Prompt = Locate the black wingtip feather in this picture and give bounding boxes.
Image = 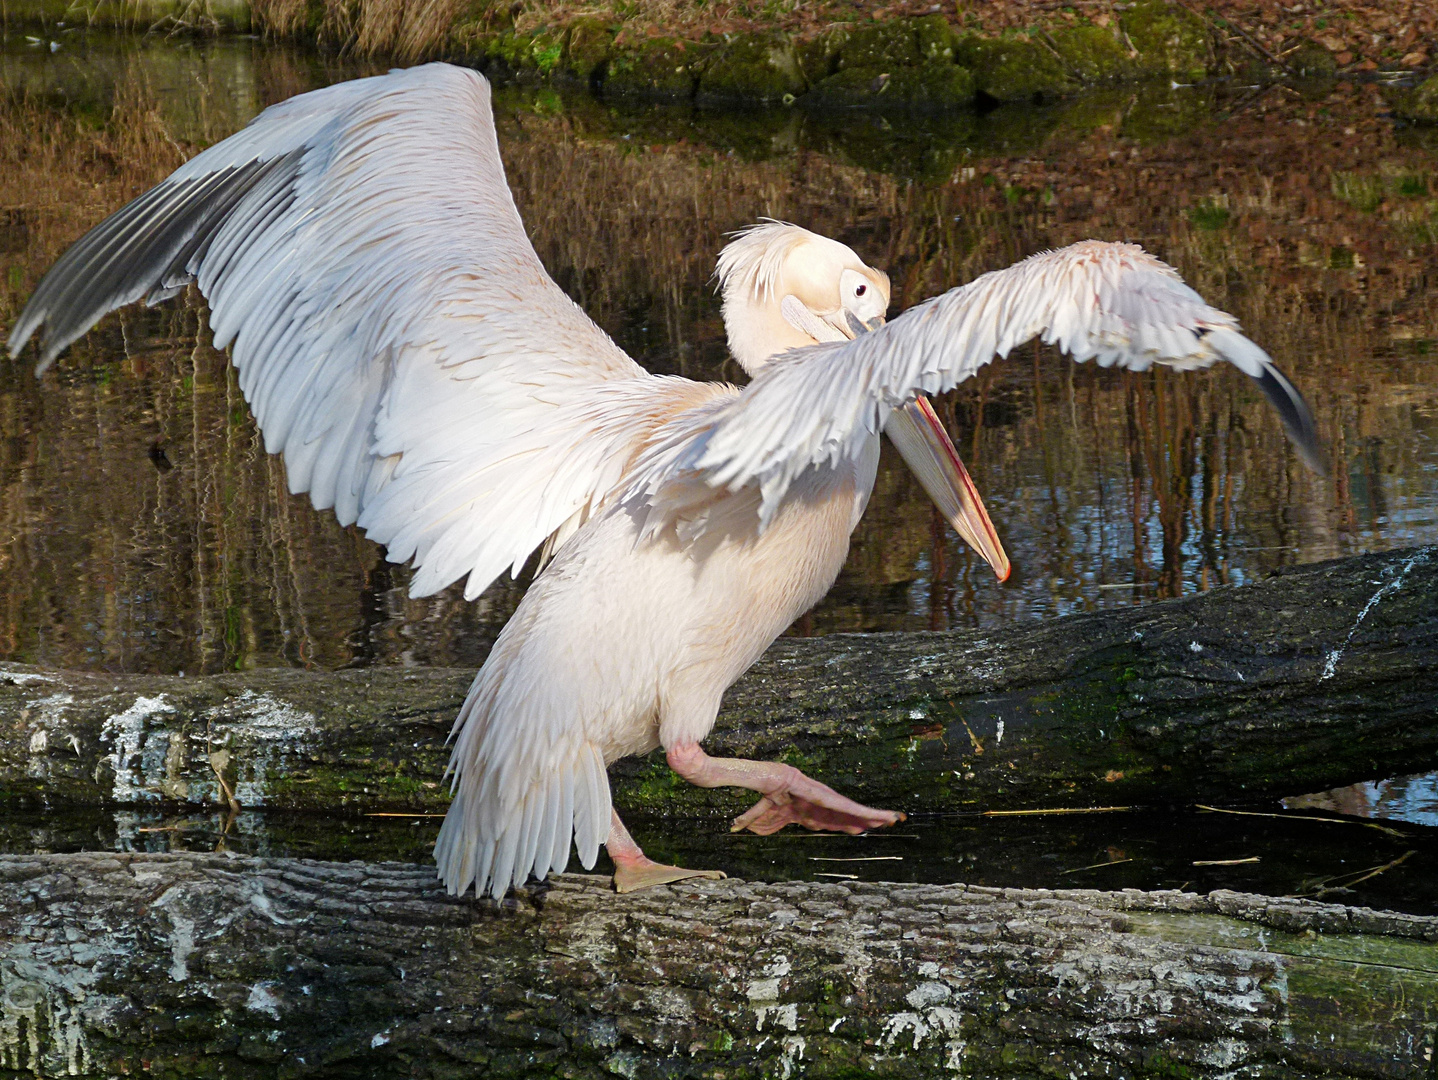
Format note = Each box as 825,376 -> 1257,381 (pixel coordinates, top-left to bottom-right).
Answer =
1250,363 -> 1327,476
7,151 -> 304,374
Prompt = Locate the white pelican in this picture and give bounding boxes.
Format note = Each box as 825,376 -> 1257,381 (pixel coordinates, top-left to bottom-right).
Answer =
8,64 -> 1321,898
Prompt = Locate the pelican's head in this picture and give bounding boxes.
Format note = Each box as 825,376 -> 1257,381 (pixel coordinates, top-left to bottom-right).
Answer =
714,221 -> 1012,583
716,221 -> 890,376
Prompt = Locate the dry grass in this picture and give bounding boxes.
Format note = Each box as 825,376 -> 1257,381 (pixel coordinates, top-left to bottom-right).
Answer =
238,0 -> 1438,69
250,0 -> 474,59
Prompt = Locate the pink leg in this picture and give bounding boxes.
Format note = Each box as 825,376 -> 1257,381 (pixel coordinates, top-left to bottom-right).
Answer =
606,809 -> 725,893
666,743 -> 906,836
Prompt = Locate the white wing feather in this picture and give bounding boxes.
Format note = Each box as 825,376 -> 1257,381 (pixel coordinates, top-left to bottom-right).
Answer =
8,63 -> 657,600
641,241 -> 1321,525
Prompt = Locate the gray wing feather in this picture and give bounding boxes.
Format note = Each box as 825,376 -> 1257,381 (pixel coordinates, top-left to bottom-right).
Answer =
9,156 -> 302,367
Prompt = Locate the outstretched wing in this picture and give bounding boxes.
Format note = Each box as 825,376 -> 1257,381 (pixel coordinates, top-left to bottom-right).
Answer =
645,241 -> 1322,525
7,63 -> 662,599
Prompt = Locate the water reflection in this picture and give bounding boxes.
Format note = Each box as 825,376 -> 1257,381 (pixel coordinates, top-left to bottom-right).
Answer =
1,33 -> 1436,675
1287,771 -> 1438,828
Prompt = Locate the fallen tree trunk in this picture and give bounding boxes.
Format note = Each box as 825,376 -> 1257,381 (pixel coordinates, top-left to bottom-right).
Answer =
0,547 -> 1433,817
0,853 -> 1434,1079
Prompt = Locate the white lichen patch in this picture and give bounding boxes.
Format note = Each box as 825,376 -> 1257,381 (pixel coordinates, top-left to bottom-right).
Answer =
167,915 -> 196,982
100,696 -> 176,802
246,982 -> 282,1020
748,955 -> 796,1032
906,981 -> 952,1009
24,729 -> 48,781
777,1035 -> 806,1079
206,692 -> 320,807
1,923 -> 129,1075
880,997 -> 964,1066
23,693 -> 79,782
0,668 -> 56,686
226,692 -> 319,740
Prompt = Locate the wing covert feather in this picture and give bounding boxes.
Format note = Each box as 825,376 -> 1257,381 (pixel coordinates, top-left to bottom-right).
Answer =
9,64 -> 667,599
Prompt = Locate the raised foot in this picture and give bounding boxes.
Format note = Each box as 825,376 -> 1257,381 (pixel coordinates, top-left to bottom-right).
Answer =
612,858 -> 727,894
732,793 -> 907,837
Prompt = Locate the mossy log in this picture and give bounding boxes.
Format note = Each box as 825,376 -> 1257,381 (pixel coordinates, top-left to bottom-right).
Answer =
0,547 -> 1434,819
1,852 -> 1435,1078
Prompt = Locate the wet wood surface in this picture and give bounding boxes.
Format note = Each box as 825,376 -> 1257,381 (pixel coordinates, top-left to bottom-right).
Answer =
0,547 -> 1433,818
0,852 -> 1434,1078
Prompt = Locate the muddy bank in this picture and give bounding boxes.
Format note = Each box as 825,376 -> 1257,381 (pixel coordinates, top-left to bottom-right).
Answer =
5,0 -> 1437,110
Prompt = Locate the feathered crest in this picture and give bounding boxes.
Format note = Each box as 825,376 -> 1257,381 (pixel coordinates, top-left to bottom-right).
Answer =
714,219 -> 816,303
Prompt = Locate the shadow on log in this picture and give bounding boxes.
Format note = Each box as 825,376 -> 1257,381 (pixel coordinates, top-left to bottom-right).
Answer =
0,852 -> 1435,1078
0,547 -> 1433,818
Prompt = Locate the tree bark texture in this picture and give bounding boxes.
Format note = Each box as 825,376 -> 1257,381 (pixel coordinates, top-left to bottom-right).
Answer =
0,547 -> 1433,819
0,853 -> 1435,1078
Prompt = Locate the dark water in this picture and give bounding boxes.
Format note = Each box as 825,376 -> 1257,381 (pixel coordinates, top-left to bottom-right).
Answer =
7,800 -> 1436,915
2,32 -> 1437,902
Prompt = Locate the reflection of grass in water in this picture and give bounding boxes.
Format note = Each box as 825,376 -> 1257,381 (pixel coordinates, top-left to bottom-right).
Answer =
1186,201 -> 1230,231
1397,175 -> 1429,198
1331,170 -> 1387,212
1331,168 -> 1435,224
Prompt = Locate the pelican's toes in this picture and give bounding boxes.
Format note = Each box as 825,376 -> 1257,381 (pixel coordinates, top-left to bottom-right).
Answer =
612,860 -> 727,894
731,793 -> 907,836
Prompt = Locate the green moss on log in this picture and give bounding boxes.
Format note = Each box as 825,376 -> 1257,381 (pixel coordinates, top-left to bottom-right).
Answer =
956,32 -> 1076,102
796,23 -> 848,85
1390,74 -> 1438,123
809,16 -> 974,108
696,33 -> 806,103
601,35 -> 707,99
1120,0 -> 1212,78
1050,23 -> 1137,83
560,16 -> 613,82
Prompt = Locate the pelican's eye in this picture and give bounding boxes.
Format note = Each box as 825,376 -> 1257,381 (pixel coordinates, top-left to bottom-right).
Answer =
855,284 -> 867,297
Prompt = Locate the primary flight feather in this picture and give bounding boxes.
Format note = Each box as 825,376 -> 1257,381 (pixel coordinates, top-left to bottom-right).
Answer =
7,64 -> 1322,898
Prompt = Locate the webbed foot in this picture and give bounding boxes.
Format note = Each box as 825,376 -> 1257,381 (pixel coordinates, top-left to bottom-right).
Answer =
612,856 -> 726,893
731,792 -> 905,836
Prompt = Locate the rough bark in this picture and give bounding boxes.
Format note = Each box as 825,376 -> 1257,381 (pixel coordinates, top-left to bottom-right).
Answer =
0,852 -> 1435,1079
0,547 -> 1434,819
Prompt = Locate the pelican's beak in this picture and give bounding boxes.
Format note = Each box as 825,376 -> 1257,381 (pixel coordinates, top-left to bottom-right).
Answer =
884,396 -> 1011,582
844,311 -> 887,337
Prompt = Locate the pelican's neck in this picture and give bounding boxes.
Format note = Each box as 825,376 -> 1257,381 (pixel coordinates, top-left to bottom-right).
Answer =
723,296 -> 816,376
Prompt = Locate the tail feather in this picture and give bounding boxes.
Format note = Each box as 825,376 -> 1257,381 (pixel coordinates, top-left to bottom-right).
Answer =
434,720 -> 609,899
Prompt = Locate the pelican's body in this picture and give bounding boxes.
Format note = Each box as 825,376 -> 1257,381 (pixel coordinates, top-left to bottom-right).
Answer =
7,64 -> 1322,898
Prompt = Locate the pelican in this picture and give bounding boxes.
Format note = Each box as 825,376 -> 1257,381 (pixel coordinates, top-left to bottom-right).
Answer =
7,64 -> 1321,898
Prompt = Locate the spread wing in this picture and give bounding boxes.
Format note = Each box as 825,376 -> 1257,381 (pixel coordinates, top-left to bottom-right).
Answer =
7,63 -> 667,600
640,240 -> 1323,526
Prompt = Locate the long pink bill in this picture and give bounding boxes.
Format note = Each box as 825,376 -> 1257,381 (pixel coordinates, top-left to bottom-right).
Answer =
883,396 -> 1011,582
